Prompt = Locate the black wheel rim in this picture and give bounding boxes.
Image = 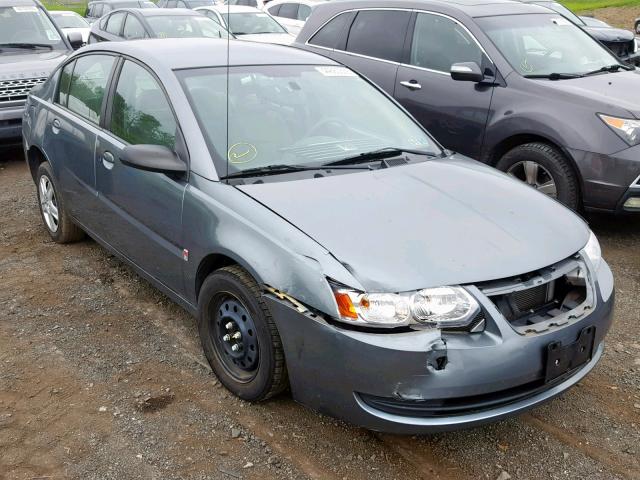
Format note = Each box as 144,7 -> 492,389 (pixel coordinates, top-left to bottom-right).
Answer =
209,293 -> 259,382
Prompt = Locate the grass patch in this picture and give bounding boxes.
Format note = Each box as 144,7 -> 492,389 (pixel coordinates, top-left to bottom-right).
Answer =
560,0 -> 640,11
42,2 -> 86,15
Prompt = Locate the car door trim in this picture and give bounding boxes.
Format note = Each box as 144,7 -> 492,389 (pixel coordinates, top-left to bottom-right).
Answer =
306,7 -> 494,74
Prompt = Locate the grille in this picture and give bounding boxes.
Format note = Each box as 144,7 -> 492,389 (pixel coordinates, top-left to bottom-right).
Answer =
604,40 -> 634,58
512,283 -> 548,312
0,77 -> 47,103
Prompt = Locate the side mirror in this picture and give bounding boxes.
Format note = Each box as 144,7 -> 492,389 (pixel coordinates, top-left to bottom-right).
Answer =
67,31 -> 84,50
120,145 -> 187,174
450,62 -> 484,83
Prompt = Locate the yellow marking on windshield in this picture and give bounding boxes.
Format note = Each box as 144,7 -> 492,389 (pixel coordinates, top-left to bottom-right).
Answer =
228,143 -> 258,164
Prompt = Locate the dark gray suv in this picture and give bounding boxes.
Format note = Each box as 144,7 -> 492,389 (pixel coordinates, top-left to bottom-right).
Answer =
295,0 -> 640,213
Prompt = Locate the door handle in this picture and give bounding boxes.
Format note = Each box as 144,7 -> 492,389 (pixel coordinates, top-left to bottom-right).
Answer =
102,150 -> 115,170
51,118 -> 61,134
400,80 -> 422,91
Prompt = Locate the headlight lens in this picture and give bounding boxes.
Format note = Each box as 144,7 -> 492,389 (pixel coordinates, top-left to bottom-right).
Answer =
599,114 -> 640,146
582,231 -> 602,271
333,285 -> 479,328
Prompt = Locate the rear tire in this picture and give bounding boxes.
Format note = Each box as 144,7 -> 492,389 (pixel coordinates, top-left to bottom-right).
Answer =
36,162 -> 85,243
496,142 -> 579,211
197,265 -> 288,402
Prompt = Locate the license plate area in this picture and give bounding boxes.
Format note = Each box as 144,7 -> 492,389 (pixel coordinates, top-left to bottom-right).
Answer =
545,326 -> 595,383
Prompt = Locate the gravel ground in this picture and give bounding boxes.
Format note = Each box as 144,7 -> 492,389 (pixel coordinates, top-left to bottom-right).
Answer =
1,147 -> 639,480
592,6 -> 640,29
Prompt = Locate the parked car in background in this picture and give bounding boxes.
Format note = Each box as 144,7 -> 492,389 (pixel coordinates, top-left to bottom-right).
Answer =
23,37 -> 614,434
579,15 -> 610,28
295,0 -> 640,213
264,0 -> 322,35
195,5 -> 293,44
85,0 -> 156,24
49,10 -> 91,45
0,0 -> 79,142
157,0 -> 217,9
89,8 -> 232,42
225,0 -> 268,8
517,0 -> 639,65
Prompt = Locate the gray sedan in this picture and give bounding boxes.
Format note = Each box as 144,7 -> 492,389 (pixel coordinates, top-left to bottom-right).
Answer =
22,39 -> 614,433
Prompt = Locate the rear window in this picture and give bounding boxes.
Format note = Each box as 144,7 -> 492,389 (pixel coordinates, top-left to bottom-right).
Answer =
308,11 -> 354,49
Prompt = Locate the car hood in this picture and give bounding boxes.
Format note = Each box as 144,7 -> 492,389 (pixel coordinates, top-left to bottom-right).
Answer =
535,69 -> 640,118
237,33 -> 294,45
0,50 -> 69,80
584,25 -> 635,42
237,156 -> 589,292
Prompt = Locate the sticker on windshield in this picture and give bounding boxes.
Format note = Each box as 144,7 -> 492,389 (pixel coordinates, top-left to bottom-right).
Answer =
315,66 -> 356,77
45,29 -> 61,41
256,13 -> 268,17
13,6 -> 38,12
551,17 -> 571,26
228,143 -> 258,164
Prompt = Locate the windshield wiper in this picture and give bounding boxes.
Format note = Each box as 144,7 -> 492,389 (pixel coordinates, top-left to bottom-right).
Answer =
221,163 -> 372,179
322,147 -> 440,167
523,72 -> 584,80
0,43 -> 53,50
584,64 -> 634,76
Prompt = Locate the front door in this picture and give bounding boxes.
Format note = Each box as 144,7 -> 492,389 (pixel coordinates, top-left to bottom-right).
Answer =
394,12 -> 494,160
95,59 -> 186,295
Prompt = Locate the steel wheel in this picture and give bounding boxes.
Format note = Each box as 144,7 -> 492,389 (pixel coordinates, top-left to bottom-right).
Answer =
39,175 -> 59,232
209,293 -> 260,382
506,160 -> 558,198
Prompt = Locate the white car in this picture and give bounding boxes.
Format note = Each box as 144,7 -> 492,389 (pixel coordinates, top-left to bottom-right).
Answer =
264,0 -> 322,36
49,10 -> 91,45
195,5 -> 294,44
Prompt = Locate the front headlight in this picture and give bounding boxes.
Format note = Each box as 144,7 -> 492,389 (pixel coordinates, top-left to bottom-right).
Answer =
599,114 -> 640,146
582,231 -> 602,271
634,37 -> 639,53
332,285 -> 480,328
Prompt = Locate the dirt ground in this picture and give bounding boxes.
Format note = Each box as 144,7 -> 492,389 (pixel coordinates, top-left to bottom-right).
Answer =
1,146 -> 639,480
592,6 -> 640,29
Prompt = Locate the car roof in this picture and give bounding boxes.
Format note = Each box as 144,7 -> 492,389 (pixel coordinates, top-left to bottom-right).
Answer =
0,0 -> 42,6
304,0 -> 550,18
132,6 -> 201,15
80,37 -> 337,69
211,5 -> 263,13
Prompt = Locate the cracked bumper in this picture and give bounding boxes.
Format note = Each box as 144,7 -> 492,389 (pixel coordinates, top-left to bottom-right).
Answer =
265,262 -> 615,434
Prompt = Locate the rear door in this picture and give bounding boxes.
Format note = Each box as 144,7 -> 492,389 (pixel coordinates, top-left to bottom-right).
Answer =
95,59 -> 187,294
329,9 -> 411,93
394,12 -> 494,159
44,54 -> 116,229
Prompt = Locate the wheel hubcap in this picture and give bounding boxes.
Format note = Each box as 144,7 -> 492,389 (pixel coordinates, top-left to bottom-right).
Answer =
506,160 -> 557,198
39,176 -> 59,232
211,295 -> 259,381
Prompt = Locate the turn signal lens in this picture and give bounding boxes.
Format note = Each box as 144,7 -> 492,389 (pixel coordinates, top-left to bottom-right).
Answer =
599,114 -> 640,146
334,291 -> 358,319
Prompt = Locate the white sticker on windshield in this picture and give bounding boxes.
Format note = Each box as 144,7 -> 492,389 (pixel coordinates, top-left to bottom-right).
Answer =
46,29 -> 61,41
13,6 -> 38,12
315,66 -> 356,77
551,17 -> 571,26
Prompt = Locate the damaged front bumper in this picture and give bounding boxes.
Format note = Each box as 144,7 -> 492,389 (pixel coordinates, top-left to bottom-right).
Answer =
264,260 -> 614,434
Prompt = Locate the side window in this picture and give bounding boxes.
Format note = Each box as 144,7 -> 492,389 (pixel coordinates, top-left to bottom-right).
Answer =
345,10 -> 410,62
57,60 -> 75,107
267,4 -> 281,16
278,3 -> 298,19
110,61 -> 177,148
123,13 -> 146,39
308,11 -> 354,49
85,5 -> 92,17
410,13 -> 484,72
99,15 -> 108,29
93,3 -> 103,17
297,4 -> 311,21
204,10 -> 221,24
66,55 -> 115,123
104,4 -> 113,14
106,11 -> 126,34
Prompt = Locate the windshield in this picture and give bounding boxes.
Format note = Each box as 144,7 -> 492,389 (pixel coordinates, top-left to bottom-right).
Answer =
52,12 -> 89,29
147,15 -> 231,38
221,12 -> 286,35
478,14 -> 619,77
0,6 -> 65,49
535,2 -> 585,26
178,65 -> 439,177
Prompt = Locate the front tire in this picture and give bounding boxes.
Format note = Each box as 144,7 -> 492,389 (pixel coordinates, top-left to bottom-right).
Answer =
496,142 -> 579,211
36,162 -> 85,243
197,265 -> 288,401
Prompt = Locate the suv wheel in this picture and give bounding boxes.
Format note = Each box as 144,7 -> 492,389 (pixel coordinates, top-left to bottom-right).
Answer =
36,162 -> 85,243
197,265 -> 288,401
496,142 -> 579,211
